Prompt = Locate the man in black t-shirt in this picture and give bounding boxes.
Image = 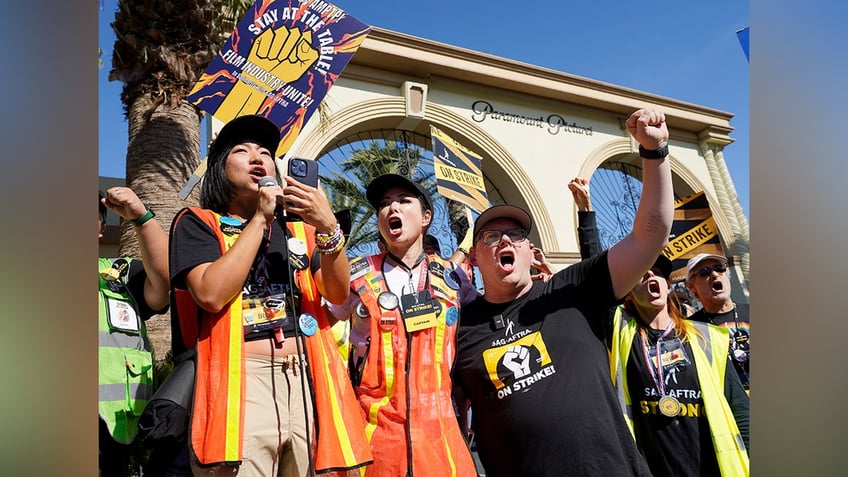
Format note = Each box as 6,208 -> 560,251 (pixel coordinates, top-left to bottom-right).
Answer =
453,108 -> 674,476
685,253 -> 750,391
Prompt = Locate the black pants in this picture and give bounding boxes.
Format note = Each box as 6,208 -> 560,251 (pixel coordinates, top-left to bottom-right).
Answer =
99,418 -> 132,477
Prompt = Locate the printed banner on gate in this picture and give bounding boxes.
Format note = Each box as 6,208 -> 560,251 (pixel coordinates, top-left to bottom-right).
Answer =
187,0 -> 371,157
430,125 -> 490,213
660,191 -> 725,283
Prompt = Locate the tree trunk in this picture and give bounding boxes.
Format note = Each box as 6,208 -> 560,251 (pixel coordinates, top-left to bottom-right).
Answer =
119,97 -> 202,361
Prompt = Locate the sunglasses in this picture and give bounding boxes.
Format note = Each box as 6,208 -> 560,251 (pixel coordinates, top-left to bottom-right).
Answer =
477,228 -> 528,245
696,263 -> 727,277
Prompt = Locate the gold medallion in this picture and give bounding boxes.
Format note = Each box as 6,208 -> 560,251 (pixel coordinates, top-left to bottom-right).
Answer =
658,395 -> 681,417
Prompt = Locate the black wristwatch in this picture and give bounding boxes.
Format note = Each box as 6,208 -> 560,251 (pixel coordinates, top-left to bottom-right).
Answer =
639,144 -> 669,159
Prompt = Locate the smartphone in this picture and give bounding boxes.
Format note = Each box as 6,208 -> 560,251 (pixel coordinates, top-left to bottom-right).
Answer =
285,158 -> 319,221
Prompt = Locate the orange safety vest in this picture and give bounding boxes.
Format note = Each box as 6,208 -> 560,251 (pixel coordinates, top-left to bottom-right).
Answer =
171,207 -> 372,472
349,253 -> 475,477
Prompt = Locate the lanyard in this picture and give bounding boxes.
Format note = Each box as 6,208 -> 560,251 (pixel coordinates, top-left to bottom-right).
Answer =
382,252 -> 429,295
640,321 -> 676,397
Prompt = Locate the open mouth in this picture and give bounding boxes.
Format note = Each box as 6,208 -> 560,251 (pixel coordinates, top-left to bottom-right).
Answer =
498,251 -> 515,270
644,278 -> 663,299
711,281 -> 725,293
389,218 -> 402,232
249,167 -> 266,180
648,281 -> 660,295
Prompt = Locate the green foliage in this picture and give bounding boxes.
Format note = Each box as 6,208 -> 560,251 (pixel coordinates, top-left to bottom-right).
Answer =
109,0 -> 252,114
320,140 -> 439,250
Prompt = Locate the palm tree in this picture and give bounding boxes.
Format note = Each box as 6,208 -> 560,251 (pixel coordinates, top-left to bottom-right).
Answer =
318,137 -> 472,260
108,0 -> 252,358
320,140 -> 437,250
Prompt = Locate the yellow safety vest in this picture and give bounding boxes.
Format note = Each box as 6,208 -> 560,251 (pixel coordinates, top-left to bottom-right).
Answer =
98,257 -> 153,443
610,306 -> 749,476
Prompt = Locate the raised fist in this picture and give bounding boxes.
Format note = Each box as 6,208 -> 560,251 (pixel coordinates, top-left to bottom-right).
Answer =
217,26 -> 319,121
251,27 -> 319,83
625,108 -> 669,150
502,345 -> 531,378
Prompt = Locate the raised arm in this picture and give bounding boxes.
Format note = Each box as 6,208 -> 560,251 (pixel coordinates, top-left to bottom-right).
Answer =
568,177 -> 603,259
607,108 -> 674,299
184,186 -> 278,312
102,187 -> 170,311
283,176 -> 351,305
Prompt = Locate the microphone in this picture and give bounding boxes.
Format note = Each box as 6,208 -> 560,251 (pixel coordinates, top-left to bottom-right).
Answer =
258,175 -> 278,188
258,176 -> 286,223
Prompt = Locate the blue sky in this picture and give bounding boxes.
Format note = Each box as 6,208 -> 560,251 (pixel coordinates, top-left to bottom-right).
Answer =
99,0 -> 749,218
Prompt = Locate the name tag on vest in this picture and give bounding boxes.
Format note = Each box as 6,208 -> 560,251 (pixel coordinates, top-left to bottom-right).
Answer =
401,291 -> 437,332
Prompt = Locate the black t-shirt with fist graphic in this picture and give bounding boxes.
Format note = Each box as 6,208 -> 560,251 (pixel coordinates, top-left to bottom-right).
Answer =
453,251 -> 651,477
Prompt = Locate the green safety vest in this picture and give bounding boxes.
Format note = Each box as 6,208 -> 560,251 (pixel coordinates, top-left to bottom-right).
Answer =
610,306 -> 749,476
98,257 -> 153,444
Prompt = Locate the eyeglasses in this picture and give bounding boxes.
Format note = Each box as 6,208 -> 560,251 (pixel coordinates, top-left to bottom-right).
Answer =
477,228 -> 528,245
696,263 -> 727,277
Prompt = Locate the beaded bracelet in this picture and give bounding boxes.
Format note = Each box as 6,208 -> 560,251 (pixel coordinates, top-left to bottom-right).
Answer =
316,223 -> 345,254
317,234 -> 346,255
316,231 -> 343,250
315,223 -> 342,245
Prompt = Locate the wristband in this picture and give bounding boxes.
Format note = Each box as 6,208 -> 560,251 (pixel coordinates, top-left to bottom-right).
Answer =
131,208 -> 155,227
317,234 -> 346,255
638,144 -> 669,159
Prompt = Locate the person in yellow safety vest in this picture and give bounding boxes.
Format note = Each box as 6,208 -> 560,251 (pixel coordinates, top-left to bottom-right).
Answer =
327,173 -> 477,477
169,115 -> 371,477
98,187 -> 170,476
610,254 -> 750,476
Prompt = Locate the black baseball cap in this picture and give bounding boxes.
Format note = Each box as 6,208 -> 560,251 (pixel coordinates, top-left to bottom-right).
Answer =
366,174 -> 433,211
208,115 -> 280,159
472,205 -> 533,242
652,254 -> 673,280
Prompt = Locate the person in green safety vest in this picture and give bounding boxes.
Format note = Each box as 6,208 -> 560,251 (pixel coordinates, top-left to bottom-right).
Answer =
98,187 -> 170,476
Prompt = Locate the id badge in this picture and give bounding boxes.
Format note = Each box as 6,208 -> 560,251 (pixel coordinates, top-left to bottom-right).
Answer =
242,293 -> 288,333
105,297 -> 141,333
400,291 -> 438,332
649,339 -> 690,373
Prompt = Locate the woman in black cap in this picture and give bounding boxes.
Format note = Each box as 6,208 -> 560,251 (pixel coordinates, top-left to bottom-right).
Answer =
326,173 -> 477,477
609,254 -> 750,476
168,115 -> 370,476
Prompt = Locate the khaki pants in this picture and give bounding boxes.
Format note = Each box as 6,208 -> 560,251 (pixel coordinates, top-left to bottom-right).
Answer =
191,354 -> 314,477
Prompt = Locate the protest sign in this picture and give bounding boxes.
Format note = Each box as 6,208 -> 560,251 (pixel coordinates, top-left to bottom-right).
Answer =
430,125 -> 489,213
188,0 -> 370,157
661,191 -> 725,283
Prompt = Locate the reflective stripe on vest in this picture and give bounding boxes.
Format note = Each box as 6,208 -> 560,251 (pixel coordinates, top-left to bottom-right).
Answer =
287,221 -> 373,472
98,330 -> 150,350
172,209 -> 244,466
98,257 -> 153,444
610,307 -> 750,475
350,254 -> 475,477
176,208 -> 371,471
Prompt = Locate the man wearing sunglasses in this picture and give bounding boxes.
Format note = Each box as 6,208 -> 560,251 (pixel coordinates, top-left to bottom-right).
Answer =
685,253 -> 750,392
452,108 -> 673,476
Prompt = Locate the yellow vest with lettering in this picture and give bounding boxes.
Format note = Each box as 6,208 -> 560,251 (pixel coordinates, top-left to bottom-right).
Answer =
610,306 -> 749,476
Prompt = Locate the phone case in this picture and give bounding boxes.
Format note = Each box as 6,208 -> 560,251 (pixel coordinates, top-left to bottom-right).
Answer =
286,158 -> 319,221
